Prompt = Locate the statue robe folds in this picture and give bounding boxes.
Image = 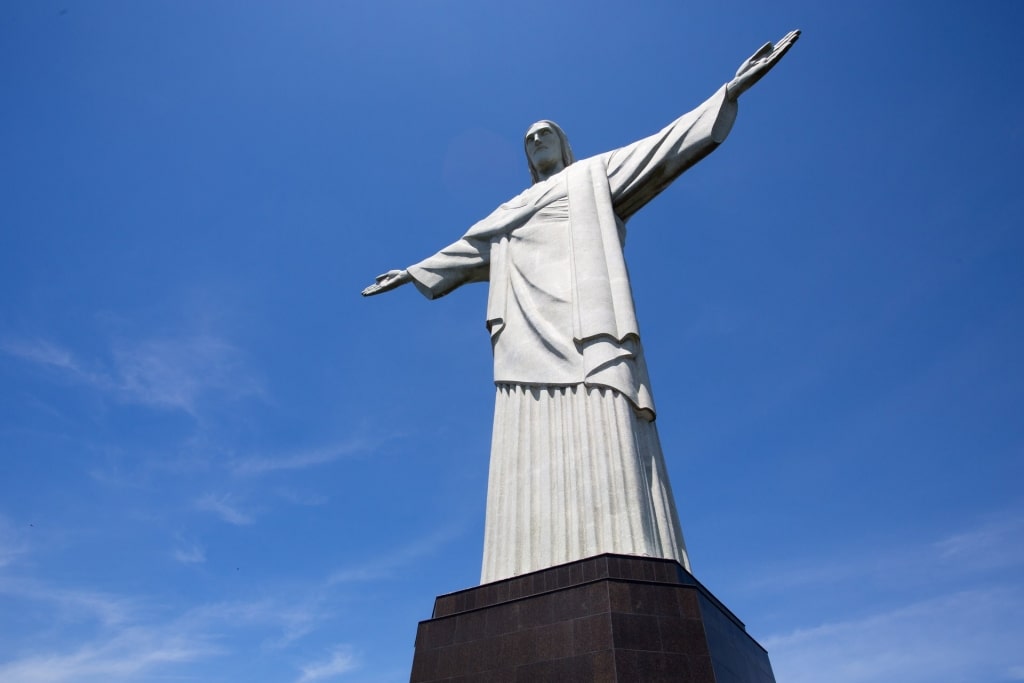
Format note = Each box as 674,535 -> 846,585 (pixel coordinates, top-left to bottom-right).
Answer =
408,86 -> 738,583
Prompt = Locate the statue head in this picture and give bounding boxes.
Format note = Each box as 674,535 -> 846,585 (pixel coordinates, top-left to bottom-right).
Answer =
524,120 -> 575,184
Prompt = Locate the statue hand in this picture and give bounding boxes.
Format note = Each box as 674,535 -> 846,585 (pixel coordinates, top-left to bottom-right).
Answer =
361,269 -> 411,297
727,29 -> 800,101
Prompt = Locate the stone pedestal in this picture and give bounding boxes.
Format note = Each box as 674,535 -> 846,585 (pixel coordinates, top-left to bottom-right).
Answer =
410,553 -> 775,682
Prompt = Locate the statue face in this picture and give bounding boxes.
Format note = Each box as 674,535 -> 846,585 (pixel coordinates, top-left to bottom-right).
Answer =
525,122 -> 564,177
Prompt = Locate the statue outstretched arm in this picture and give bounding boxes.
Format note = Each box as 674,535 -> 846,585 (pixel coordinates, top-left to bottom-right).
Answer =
603,29 -> 800,219
362,191 -> 536,299
727,29 -> 800,101
361,269 -> 411,297
604,87 -> 737,220
362,233 -> 492,300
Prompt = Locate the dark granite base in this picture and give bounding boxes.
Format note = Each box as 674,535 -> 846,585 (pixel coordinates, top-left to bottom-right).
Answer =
410,554 -> 775,682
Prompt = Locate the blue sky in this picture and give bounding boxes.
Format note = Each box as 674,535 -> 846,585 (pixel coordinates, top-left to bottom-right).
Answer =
1,1 -> 1022,681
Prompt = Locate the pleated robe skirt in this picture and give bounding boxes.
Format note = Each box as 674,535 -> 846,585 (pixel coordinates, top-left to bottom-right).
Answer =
480,383 -> 690,584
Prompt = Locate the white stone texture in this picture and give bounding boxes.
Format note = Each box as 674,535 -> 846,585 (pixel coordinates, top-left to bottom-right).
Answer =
405,88 -> 736,582
482,384 -> 687,583
362,31 -> 801,583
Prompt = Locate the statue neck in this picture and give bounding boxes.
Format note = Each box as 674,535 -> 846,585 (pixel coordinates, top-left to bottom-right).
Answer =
535,160 -> 565,182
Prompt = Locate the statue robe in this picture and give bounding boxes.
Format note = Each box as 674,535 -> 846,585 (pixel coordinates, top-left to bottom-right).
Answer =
408,86 -> 738,583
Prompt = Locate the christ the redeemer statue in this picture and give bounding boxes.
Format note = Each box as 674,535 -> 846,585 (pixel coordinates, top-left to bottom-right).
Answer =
363,31 -> 799,584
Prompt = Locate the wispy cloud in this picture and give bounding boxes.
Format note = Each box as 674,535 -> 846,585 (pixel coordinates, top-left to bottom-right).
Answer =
765,586 -> 1024,683
934,514 -> 1024,570
0,515 -> 30,568
328,524 -> 463,584
112,335 -> 263,414
0,628 -> 216,683
0,338 -> 79,371
0,334 -> 264,416
741,510 -> 1024,595
0,580 -> 335,683
0,577 -> 137,626
0,523 -> 434,681
195,493 -> 253,525
296,646 -> 358,683
187,598 -> 328,652
750,512 -> 1024,683
172,542 -> 206,565
275,488 -> 330,506
0,337 -> 113,398
229,440 -> 370,477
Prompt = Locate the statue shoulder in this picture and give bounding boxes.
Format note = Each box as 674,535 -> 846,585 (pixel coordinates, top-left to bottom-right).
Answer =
499,188 -> 532,211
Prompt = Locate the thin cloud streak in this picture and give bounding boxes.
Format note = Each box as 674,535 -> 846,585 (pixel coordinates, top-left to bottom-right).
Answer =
0,334 -> 264,416
187,598 -> 329,652
0,337 -> 79,371
230,440 -> 371,477
765,586 -> 1024,683
740,510 -> 1024,595
195,493 -> 253,525
0,516 -> 29,568
0,578 -> 215,683
172,543 -> 206,565
934,515 -> 1024,570
0,577 -> 344,682
296,647 -> 358,683
0,630 -> 215,683
275,488 -> 330,506
753,513 -> 1024,683
328,524 -> 463,584
112,335 -> 264,414
0,577 -> 138,627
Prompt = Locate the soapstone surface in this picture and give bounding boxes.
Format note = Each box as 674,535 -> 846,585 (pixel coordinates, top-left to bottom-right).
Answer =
363,32 -> 800,583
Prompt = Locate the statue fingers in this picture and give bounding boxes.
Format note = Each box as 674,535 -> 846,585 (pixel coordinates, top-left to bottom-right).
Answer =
776,30 -> 800,53
752,41 -> 774,61
737,41 -> 773,77
759,32 -> 798,70
769,31 -> 799,58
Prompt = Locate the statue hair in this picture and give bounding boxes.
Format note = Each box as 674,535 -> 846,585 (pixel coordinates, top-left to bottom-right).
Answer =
525,120 -> 576,184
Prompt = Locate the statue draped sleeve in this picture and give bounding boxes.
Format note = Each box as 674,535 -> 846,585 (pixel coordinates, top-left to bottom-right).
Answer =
405,184 -> 564,301
604,84 -> 737,221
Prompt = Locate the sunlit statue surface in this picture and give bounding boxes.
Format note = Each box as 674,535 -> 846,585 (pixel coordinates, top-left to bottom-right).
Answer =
363,31 -> 800,584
